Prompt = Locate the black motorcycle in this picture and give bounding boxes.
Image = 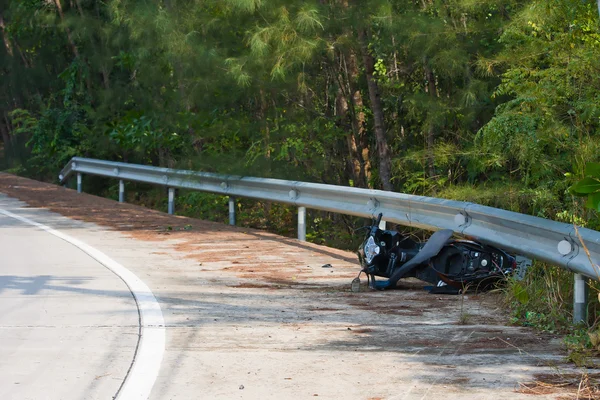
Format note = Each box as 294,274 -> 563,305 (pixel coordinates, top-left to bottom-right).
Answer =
355,213 -> 517,293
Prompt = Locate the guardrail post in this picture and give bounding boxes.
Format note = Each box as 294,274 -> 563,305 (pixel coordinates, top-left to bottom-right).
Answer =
228,196 -> 236,226
168,188 -> 175,215
573,273 -> 589,324
119,180 -> 125,203
298,206 -> 306,241
77,173 -> 82,193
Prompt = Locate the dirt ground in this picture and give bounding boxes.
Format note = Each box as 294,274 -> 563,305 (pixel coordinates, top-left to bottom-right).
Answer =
1,172 -> 597,399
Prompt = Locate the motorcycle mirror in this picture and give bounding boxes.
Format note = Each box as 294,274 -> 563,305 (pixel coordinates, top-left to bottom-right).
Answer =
375,213 -> 383,227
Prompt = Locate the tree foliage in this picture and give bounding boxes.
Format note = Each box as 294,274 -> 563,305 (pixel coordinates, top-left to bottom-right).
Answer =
0,0 -> 598,220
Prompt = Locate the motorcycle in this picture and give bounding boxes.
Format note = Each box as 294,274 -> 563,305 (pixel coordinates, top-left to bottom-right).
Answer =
354,213 -> 518,294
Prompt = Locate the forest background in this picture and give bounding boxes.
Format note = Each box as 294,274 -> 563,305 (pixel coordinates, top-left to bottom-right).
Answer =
2,0 -> 600,344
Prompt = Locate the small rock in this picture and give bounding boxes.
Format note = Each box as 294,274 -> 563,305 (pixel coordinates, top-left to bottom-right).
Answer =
239,385 -> 244,390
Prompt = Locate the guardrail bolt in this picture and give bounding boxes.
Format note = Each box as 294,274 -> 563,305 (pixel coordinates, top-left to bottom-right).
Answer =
367,198 -> 379,210
454,213 -> 469,226
77,173 -> 82,193
168,187 -> 175,215
119,180 -> 125,203
298,206 -> 306,241
558,240 -> 573,256
573,273 -> 589,324
229,196 -> 236,226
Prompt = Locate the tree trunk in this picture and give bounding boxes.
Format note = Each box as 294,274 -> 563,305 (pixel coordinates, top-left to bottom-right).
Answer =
14,41 -> 30,67
256,89 -> 272,222
1,113 -> 14,161
74,0 -> 85,17
335,0 -> 370,188
335,85 -> 360,184
54,0 -> 79,58
359,30 -> 393,191
336,51 -> 370,188
258,89 -> 271,159
346,51 -> 371,188
0,122 -> 11,154
424,63 -> 437,178
101,67 -> 110,89
0,12 -> 13,57
2,13 -> 30,69
163,0 -> 189,111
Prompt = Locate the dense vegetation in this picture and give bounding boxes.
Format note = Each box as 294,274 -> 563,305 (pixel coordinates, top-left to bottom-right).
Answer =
1,0 -> 600,337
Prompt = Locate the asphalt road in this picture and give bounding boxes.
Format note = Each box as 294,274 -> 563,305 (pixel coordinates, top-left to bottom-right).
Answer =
0,185 -> 576,400
0,196 -> 139,400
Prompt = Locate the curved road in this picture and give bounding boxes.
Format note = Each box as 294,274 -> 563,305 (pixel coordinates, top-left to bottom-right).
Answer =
0,196 -> 142,400
0,181 -> 573,400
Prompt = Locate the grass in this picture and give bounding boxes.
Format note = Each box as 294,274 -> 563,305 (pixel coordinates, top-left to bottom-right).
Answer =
458,283 -> 472,325
502,261 -> 600,367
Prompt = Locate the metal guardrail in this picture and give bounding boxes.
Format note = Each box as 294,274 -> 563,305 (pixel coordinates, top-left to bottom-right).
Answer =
60,157 -> 600,277
60,157 -> 599,322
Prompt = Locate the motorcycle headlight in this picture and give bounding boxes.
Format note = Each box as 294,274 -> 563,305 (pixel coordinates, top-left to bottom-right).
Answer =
364,236 -> 380,264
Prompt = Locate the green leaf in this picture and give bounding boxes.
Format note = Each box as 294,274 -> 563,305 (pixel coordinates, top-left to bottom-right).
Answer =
513,282 -> 529,304
586,192 -> 600,211
585,162 -> 600,178
570,177 -> 600,195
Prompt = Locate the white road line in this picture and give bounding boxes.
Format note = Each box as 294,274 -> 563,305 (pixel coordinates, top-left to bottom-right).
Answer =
0,208 -> 165,400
